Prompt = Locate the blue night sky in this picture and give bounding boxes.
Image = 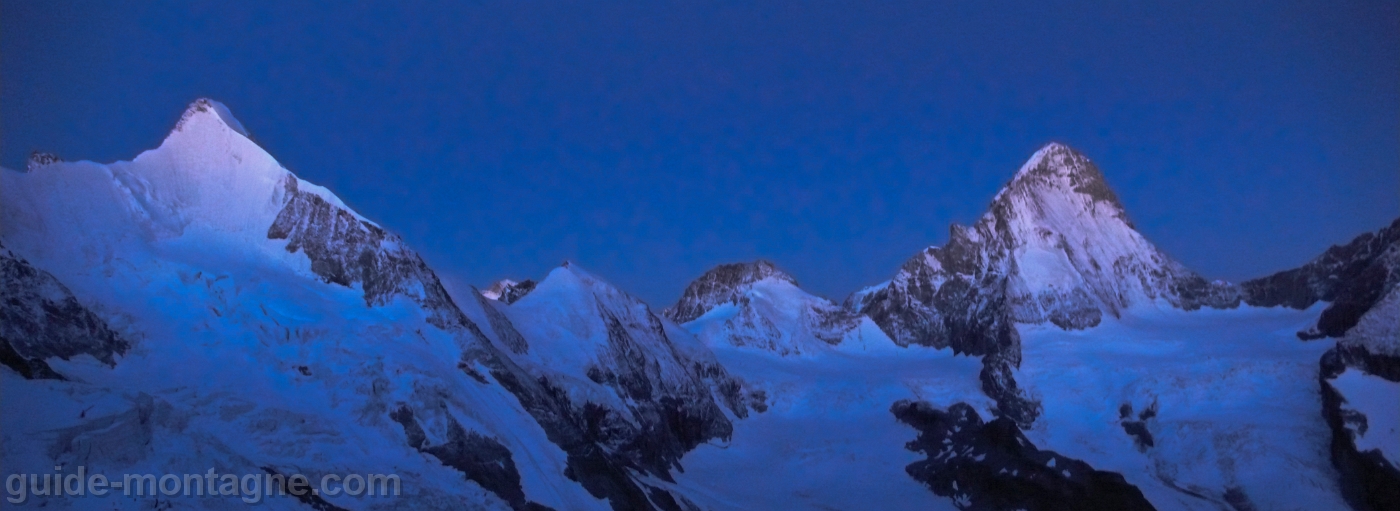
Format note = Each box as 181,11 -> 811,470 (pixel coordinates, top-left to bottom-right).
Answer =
3,1 -> 1397,306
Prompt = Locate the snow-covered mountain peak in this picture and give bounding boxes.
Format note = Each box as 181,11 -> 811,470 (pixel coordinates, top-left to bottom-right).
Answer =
512,263 -> 661,332
971,143 -> 1236,325
668,261 -> 874,355
850,144 -> 1239,424
665,260 -> 798,324
173,98 -> 249,137
992,141 -> 1131,231
0,98 -> 391,308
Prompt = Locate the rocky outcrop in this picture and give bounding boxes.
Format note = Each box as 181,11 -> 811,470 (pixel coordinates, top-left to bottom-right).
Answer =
267,174 -> 476,333
1242,218 -> 1400,339
483,279 -> 538,305
0,242 -> 128,379
892,400 -> 1155,511
1240,218 -> 1400,509
391,405 -> 554,511
25,151 -> 62,172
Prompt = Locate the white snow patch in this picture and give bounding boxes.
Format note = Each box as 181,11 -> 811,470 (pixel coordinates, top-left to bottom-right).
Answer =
1330,369 -> 1400,467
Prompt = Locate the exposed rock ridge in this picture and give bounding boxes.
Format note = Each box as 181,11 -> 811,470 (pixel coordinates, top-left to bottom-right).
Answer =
267,174 -> 473,331
26,151 -> 62,172
1,241 -> 129,379
1243,217 -> 1400,339
390,405 -> 555,511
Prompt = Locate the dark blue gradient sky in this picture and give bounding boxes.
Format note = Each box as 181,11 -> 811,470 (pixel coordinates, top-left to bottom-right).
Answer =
3,1 -> 1397,306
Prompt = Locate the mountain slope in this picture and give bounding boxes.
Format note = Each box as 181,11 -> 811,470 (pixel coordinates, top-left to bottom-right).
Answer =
479,262 -> 751,484
0,99 -> 742,511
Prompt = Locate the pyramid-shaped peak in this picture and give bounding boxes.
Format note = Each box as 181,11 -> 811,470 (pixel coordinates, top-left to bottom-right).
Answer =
1013,142 -> 1094,180
999,142 -> 1124,213
173,98 -> 248,137
538,262 -> 632,300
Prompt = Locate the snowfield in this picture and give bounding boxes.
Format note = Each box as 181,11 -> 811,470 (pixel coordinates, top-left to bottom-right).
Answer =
671,333 -> 987,511
1017,303 -> 1350,510
672,293 -> 1360,510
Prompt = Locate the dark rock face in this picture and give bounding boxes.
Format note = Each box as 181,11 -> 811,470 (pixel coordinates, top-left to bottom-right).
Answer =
665,260 -> 796,323
892,400 -> 1156,511
500,280 -> 536,304
390,405 -> 554,511
490,273 -> 746,510
267,175 -> 469,330
1242,218 -> 1400,338
1319,345 -> 1400,511
485,367 -> 668,511
1,243 -> 128,379
585,305 -> 739,476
